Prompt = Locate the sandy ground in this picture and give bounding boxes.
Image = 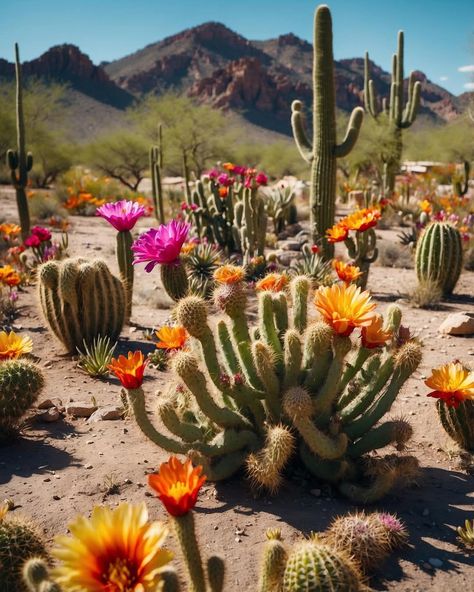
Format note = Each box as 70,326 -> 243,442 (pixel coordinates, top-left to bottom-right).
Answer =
0,188 -> 473,591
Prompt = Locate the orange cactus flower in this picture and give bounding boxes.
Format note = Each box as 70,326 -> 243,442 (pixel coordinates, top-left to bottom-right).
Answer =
255,273 -> 289,292
0,223 -> 21,238
419,199 -> 432,214
156,326 -> 188,350
108,351 -> 148,389
425,362 -> 474,408
314,283 -> 376,336
180,242 -> 196,255
361,314 -> 392,349
214,264 -> 245,285
52,502 -> 172,592
344,208 -> 381,232
332,260 -> 363,284
218,187 -> 229,198
222,162 -> 235,172
0,331 -> 33,360
148,456 -> 206,517
326,223 -> 349,243
0,265 -> 21,287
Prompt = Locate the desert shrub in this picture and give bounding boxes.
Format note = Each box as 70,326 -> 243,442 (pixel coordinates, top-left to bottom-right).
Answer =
377,242 -> 414,269
408,278 -> 442,309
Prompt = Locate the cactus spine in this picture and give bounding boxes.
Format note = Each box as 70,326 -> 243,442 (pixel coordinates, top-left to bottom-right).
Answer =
291,5 -> 363,259
150,125 -> 165,224
6,43 -> 32,241
38,257 -> 125,353
436,399 -> 474,451
364,32 -> 421,193
415,222 -> 463,295
0,360 -> 44,441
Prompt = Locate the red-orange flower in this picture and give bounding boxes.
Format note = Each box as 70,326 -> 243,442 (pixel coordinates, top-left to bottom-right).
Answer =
218,187 -> 228,198
214,264 -> 245,285
344,208 -> 381,232
425,362 -> 474,408
222,162 -> 235,172
332,260 -> 363,284
361,314 -> 392,349
0,265 -> 21,287
326,223 -> 349,243
156,326 -> 188,350
255,273 -> 289,292
148,457 -> 206,517
108,351 -> 148,389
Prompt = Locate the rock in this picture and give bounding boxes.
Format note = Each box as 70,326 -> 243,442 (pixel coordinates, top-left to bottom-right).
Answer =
88,405 -> 124,422
275,250 -> 301,266
439,312 -> 474,335
65,402 -> 98,418
38,398 -> 63,410
37,407 -> 62,422
277,240 -> 301,251
428,558 -> 443,568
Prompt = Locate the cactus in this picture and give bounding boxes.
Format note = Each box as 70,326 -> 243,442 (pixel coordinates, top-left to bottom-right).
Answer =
344,228 -> 378,290
453,161 -> 470,197
374,512 -> 409,549
37,257 -> 125,353
150,124 -> 165,224
116,229 -> 134,319
0,359 -> 44,441
290,245 -> 334,288
258,529 -> 288,592
436,399 -> 474,451
123,271 -> 420,502
6,44 -> 32,241
0,511 -> 48,592
364,32 -> 421,194
264,185 -> 297,235
415,222 -> 463,296
291,5 -> 363,259
184,243 -> 221,300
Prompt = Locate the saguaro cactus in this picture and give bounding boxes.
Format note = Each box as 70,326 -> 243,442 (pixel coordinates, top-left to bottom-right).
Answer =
291,5 -> 364,259
150,125 -> 165,224
6,43 -> 32,241
453,161 -> 470,197
364,32 -> 421,193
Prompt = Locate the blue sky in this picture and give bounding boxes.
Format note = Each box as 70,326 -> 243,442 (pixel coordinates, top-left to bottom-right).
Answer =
1,0 -> 473,95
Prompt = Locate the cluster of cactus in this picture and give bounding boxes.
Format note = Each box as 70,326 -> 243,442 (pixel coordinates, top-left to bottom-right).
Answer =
124,274 -> 421,503
0,359 -> 44,441
0,507 -> 49,592
37,257 -> 126,353
345,228 -> 378,290
184,242 -> 222,300
186,176 -> 266,262
436,399 -> 474,451
291,5 -> 363,258
453,161 -> 470,197
265,185 -> 298,235
6,44 -> 32,241
415,222 -> 463,296
364,31 -> 421,194
150,124 -> 166,224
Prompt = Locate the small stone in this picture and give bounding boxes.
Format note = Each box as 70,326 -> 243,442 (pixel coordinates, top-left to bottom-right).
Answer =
277,240 -> 301,251
38,398 -> 62,410
43,360 -> 53,368
84,464 -> 93,469
37,407 -> 61,423
52,495 -> 61,500
276,250 -> 301,266
65,402 -> 97,418
88,406 -> 123,422
439,312 -> 474,336
428,558 -> 443,568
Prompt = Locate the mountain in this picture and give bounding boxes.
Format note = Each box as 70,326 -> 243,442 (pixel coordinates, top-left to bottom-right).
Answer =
0,23 -> 471,138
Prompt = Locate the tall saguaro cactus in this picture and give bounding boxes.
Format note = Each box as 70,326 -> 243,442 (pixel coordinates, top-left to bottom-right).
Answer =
291,5 -> 364,259
7,43 -> 32,241
150,124 -> 165,224
364,32 -> 421,194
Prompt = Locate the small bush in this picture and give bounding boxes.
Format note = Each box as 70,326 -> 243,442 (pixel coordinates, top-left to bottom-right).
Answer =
378,242 -> 414,269
408,278 -> 443,309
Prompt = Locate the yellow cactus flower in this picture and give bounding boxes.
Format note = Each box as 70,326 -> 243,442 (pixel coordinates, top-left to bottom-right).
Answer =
425,362 -> 474,408
0,331 -> 33,360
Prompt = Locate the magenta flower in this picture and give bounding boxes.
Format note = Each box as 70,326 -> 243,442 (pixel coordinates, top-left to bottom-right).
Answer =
233,165 -> 247,176
207,168 -> 219,180
31,226 -> 52,242
217,173 -> 234,187
24,234 -> 41,248
132,220 -> 190,272
255,172 -> 268,186
96,200 -> 146,232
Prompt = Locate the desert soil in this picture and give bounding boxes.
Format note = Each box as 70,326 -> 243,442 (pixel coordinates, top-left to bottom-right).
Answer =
0,188 -> 473,592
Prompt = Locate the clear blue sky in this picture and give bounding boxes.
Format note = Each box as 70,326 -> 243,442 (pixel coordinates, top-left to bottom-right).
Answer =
1,0 -> 473,95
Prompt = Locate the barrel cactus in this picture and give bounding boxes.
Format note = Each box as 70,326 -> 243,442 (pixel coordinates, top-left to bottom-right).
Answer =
436,400 -> 474,451
415,222 -> 463,295
122,266 -> 421,503
37,257 -> 126,353
0,359 -> 44,441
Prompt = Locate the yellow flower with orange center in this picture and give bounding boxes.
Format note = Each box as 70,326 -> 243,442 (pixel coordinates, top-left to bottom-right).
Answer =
214,264 -> 245,285
0,265 -> 21,287
155,326 -> 188,350
344,208 -> 381,232
326,223 -> 349,243
314,283 -> 376,336
0,331 -> 33,360
0,223 -> 21,237
425,362 -> 474,408
108,351 -> 148,389
361,314 -> 392,348
332,260 -> 363,284
52,502 -> 172,592
255,273 -> 289,293
148,456 -> 206,517
419,199 -> 432,214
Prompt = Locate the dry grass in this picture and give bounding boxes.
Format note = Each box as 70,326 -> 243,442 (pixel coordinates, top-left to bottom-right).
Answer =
407,278 -> 443,309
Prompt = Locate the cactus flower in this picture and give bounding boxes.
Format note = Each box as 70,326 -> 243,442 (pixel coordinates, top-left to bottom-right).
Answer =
155,326 -> 188,350
256,273 -> 289,292
0,330 -> 33,360
96,199 -> 146,231
314,283 -> 376,336
148,456 -> 206,517
0,265 -> 21,287
132,220 -> 190,272
52,502 -> 172,592
214,264 -> 245,285
419,199 -> 432,215
361,314 -> 392,348
108,350 -> 148,389
326,223 -> 349,243
425,362 -> 474,408
332,260 -> 363,284
344,208 -> 381,232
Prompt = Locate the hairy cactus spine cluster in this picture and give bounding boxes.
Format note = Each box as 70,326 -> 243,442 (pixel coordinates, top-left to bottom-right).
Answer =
38,257 -> 126,353
415,222 -> 463,295
291,5 -> 363,258
6,43 -> 32,241
436,399 -> 474,451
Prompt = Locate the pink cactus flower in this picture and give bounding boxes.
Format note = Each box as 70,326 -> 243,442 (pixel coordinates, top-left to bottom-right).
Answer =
132,220 -> 190,272
207,168 -> 219,180
31,226 -> 52,242
255,172 -> 268,186
96,200 -> 146,232
24,234 -> 41,248
217,173 -> 234,187
233,165 -> 247,176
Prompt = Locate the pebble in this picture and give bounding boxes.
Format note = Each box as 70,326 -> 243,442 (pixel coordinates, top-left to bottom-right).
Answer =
84,464 -> 93,469
52,495 -> 61,500
88,405 -> 123,422
37,407 -> 62,422
428,558 -> 443,568
65,402 -> 98,418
